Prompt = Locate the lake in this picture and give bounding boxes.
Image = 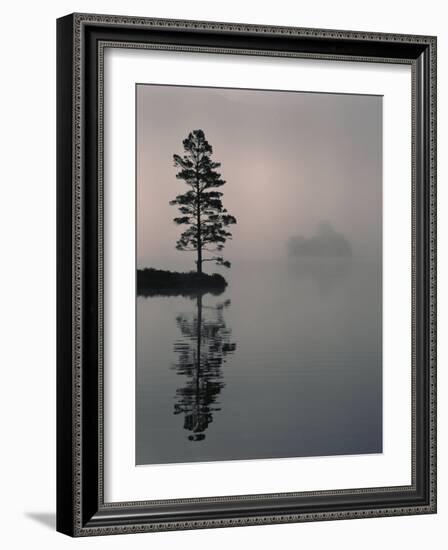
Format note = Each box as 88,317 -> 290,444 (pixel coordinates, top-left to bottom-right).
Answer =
136,258 -> 382,465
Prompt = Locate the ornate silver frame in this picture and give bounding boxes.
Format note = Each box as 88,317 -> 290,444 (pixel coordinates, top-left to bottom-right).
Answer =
57,13 -> 437,536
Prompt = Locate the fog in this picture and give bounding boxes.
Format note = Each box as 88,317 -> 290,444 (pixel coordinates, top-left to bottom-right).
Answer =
136,84 -> 382,270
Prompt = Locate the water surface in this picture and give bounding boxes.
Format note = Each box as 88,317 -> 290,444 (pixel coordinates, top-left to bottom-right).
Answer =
136,259 -> 382,465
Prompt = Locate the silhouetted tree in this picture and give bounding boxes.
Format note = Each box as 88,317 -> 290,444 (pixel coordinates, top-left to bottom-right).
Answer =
172,296 -> 236,440
171,130 -> 237,273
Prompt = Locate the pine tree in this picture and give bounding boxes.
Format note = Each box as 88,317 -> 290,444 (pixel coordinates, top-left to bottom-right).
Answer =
171,129 -> 236,273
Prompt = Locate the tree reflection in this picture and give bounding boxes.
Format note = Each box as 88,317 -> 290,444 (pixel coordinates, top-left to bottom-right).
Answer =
172,295 -> 236,441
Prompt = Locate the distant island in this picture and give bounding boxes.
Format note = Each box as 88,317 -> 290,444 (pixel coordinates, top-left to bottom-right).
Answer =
137,268 -> 227,297
287,222 -> 352,259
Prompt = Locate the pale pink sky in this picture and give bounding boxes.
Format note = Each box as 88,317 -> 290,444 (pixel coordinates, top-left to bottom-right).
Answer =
136,84 -> 382,270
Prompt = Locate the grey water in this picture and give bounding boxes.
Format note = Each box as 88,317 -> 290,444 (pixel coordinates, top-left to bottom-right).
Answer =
136,258 -> 382,465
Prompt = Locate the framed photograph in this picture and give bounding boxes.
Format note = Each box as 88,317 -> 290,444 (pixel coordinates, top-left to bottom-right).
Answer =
57,13 -> 437,536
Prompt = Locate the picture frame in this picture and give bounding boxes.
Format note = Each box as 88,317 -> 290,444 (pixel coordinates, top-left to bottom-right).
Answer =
56,12 -> 437,536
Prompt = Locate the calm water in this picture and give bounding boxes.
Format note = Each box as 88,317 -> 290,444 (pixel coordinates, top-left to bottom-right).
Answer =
136,259 -> 382,465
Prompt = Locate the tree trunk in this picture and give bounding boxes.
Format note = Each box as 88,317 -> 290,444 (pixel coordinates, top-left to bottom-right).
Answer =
196,172 -> 202,273
197,247 -> 202,273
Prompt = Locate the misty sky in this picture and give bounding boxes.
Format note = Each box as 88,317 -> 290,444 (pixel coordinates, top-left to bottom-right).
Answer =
136,84 -> 382,270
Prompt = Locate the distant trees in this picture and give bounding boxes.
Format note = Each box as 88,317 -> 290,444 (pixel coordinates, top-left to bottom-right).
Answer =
287,222 -> 352,258
171,130 -> 236,273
